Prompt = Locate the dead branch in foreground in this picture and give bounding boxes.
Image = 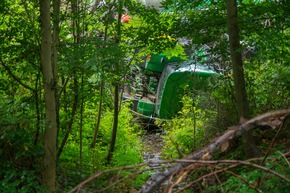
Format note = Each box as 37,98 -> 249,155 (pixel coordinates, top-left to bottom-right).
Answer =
69,109 -> 290,193
139,109 -> 289,193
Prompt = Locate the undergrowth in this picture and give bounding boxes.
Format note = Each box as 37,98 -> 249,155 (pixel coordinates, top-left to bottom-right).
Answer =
157,94 -> 219,159
57,103 -> 145,192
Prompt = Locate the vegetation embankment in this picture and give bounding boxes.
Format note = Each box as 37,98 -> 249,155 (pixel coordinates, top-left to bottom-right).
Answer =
0,0 -> 289,192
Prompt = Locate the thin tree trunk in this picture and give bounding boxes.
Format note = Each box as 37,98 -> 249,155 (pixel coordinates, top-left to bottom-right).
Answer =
34,70 -> 41,145
91,81 -> 104,148
226,0 -> 261,158
80,75 -> 84,160
106,4 -> 122,164
40,0 -> 57,191
91,19 -> 109,148
106,83 -> 119,164
57,77 -> 79,158
57,0 -> 80,159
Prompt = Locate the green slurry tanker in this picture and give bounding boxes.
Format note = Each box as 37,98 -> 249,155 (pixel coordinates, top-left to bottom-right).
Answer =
123,54 -> 218,120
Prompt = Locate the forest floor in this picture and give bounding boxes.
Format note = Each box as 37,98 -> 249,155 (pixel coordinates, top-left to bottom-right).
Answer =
141,130 -> 164,163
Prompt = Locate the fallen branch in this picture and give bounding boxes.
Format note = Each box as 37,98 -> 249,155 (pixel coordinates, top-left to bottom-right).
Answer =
139,109 -> 290,193
68,163 -> 148,193
173,159 -> 290,184
69,109 -> 289,192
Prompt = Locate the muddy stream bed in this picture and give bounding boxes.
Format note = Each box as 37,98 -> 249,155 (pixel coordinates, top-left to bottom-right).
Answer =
141,131 -> 164,163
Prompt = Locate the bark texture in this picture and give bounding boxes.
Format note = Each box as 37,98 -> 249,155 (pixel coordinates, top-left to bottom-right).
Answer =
226,0 -> 261,158
40,0 -> 57,191
52,0 -> 61,133
226,0 -> 249,119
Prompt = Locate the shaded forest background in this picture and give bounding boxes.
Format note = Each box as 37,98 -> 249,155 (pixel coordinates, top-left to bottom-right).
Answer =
0,0 -> 289,192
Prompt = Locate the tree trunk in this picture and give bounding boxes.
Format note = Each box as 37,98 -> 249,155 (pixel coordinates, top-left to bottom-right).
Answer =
40,0 -> 57,191
106,83 -> 119,164
52,0 -> 61,136
34,71 -> 41,145
80,76 -> 84,160
106,5 -> 122,164
226,0 -> 249,118
91,81 -> 104,148
57,0 -> 80,159
226,0 -> 261,158
90,3 -> 108,149
57,76 -> 79,158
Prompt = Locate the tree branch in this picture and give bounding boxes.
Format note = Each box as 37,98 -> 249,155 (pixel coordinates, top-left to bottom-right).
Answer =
139,109 -> 290,193
0,60 -> 35,92
69,109 -> 290,193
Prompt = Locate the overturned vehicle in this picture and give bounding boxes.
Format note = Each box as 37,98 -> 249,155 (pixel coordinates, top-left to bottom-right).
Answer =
123,54 -> 218,120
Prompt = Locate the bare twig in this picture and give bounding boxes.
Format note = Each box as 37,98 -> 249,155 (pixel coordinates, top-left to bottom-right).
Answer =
260,115 -> 286,166
175,163 -> 240,193
68,163 -> 150,193
139,109 -> 290,193
279,151 -> 290,167
69,109 -> 290,193
175,159 -> 290,183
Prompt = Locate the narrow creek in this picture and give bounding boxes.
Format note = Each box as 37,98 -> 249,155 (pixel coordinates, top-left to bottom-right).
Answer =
141,130 -> 164,163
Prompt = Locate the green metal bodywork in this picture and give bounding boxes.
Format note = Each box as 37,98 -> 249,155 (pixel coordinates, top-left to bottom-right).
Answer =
137,55 -> 217,119
137,99 -> 155,116
145,54 -> 183,73
156,61 -> 216,119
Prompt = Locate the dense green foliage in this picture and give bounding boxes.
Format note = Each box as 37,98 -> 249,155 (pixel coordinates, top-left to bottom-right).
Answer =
58,104 -> 143,191
0,0 -> 289,192
215,152 -> 290,193
158,93 -> 219,159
